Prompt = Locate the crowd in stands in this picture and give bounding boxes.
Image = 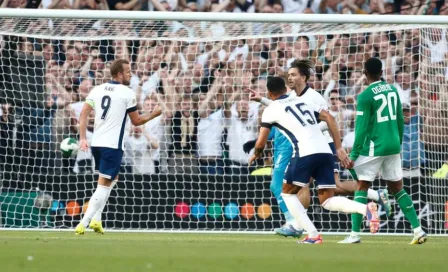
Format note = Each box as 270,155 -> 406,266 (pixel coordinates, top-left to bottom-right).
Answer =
0,0 -> 447,179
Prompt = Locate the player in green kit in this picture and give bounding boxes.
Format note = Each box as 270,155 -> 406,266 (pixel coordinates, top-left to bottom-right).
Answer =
339,58 -> 427,245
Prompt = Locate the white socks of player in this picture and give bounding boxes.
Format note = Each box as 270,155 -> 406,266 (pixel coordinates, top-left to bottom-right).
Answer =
93,181 -> 117,221
322,196 -> 367,216
81,185 -> 111,227
281,193 -> 319,238
367,189 -> 380,202
413,226 -> 423,235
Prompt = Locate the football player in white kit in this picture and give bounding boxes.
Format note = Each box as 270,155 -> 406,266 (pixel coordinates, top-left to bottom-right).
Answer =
249,77 -> 377,244
249,59 -> 390,238
75,59 -> 162,235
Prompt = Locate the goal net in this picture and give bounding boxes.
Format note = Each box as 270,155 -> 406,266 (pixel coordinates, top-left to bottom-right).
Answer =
0,10 -> 446,235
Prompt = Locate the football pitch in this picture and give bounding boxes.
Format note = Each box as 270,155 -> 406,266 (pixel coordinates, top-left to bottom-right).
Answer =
1,231 -> 447,272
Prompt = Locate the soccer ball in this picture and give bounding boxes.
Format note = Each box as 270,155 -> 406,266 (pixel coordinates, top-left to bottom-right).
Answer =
60,137 -> 79,158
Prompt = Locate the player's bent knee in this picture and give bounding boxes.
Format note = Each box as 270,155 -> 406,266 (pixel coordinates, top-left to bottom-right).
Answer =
357,180 -> 371,191
386,180 -> 403,194
282,183 -> 300,194
98,176 -> 114,187
317,188 -> 335,204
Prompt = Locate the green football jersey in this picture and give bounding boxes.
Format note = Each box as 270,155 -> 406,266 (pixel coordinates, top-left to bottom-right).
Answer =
350,81 -> 404,161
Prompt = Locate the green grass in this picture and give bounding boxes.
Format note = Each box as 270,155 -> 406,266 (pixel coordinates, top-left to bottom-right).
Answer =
0,231 -> 447,272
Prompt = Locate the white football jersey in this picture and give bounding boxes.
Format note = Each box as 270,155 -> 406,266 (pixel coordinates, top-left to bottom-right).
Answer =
298,87 -> 334,143
261,94 -> 332,157
86,81 -> 137,150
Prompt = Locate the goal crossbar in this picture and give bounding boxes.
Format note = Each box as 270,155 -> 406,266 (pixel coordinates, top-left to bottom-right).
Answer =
0,8 -> 448,24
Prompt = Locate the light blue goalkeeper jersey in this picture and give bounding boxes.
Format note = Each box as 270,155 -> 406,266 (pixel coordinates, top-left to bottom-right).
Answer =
268,127 -> 293,167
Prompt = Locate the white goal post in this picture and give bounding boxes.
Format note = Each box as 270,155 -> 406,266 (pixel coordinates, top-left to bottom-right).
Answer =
0,9 -> 447,235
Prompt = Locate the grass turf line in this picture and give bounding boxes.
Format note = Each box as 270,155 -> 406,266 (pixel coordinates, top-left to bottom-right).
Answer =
0,231 -> 446,272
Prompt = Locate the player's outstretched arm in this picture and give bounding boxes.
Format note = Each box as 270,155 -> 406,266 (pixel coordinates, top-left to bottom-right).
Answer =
318,110 -> 351,168
247,88 -> 272,106
128,106 -> 162,126
248,126 -> 271,165
79,103 -> 93,151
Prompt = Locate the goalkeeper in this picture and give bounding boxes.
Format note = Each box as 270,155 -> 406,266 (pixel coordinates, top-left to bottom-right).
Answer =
245,127 -> 308,238
339,58 -> 427,244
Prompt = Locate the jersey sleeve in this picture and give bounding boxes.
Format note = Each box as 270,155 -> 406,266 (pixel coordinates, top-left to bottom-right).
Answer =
307,102 -> 324,114
126,91 -> 138,113
268,127 -> 276,140
260,97 -> 273,106
261,105 -> 277,129
85,88 -> 96,109
351,93 -> 371,161
396,92 -> 404,144
313,93 -> 329,111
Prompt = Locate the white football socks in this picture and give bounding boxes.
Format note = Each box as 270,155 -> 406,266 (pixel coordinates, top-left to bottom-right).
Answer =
413,226 -> 423,235
93,181 -> 117,222
81,185 -> 111,227
281,193 -> 318,238
367,189 -> 380,202
322,196 -> 367,216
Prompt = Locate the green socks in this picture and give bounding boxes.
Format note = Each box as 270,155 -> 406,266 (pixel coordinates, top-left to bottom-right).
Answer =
394,189 -> 421,229
351,189 -> 420,233
351,190 -> 368,233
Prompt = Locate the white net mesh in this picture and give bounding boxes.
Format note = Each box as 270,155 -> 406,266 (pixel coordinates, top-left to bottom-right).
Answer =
0,15 -> 446,234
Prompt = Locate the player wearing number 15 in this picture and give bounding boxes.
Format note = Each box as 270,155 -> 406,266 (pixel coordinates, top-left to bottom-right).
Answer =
75,59 -> 162,235
339,58 -> 427,244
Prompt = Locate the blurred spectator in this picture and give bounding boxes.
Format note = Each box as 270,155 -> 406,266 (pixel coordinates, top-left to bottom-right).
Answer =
197,77 -> 225,174
402,102 -> 425,178
38,0 -> 71,9
277,0 -> 308,13
146,0 -> 178,11
1,0 -> 29,8
125,125 -> 159,174
168,96 -> 199,174
394,69 -> 413,105
327,89 -> 355,138
107,0 -> 141,10
211,0 -> 255,12
423,28 -> 448,64
0,103 -> 15,173
73,0 -> 109,9
423,92 -> 448,172
143,95 -> 163,173
261,0 -> 283,13
224,96 -> 258,175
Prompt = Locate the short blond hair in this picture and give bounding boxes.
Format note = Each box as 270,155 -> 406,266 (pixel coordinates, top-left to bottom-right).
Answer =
110,59 -> 129,78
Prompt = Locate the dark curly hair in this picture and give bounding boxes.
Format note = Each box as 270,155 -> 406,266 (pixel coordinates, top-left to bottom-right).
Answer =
289,59 -> 315,82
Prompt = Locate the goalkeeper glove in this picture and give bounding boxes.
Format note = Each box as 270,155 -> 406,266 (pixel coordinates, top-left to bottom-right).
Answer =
243,140 -> 257,154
